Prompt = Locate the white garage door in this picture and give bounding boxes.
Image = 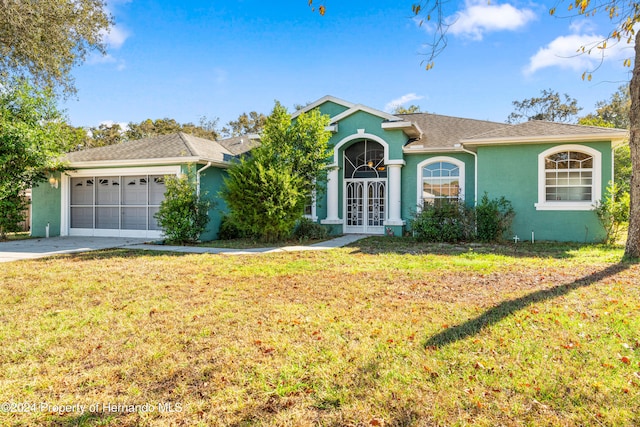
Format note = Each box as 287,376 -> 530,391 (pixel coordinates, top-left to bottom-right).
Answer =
69,175 -> 167,238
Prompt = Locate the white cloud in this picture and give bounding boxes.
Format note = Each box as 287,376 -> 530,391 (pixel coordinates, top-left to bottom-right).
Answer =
448,0 -> 536,40
525,30 -> 631,75
88,25 -> 129,70
384,93 -> 424,112
101,26 -> 130,50
87,53 -> 126,70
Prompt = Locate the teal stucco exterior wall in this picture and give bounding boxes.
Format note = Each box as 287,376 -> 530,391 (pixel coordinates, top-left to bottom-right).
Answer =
477,141 -> 612,243
197,166 -> 228,241
31,172 -> 62,237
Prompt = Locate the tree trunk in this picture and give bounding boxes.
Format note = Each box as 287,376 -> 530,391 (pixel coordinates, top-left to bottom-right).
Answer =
625,30 -> 640,258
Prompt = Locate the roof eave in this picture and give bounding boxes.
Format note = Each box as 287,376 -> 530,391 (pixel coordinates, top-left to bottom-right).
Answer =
381,121 -> 423,138
402,146 -> 464,154
67,157 -> 231,169
291,95 -> 356,119
461,133 -> 629,146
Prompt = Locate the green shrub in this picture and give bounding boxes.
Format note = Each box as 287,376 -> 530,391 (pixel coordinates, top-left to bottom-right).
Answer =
155,173 -> 210,244
293,218 -> 328,241
595,182 -> 629,244
217,215 -> 245,240
475,193 -> 515,242
222,157 -> 303,243
410,199 -> 474,243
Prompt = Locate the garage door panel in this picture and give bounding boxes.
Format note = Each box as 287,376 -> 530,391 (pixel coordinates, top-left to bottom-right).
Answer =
122,207 -> 147,230
71,207 -> 93,228
96,177 -> 120,205
148,207 -> 161,230
150,176 -> 166,205
71,178 -> 94,205
69,173 -> 168,237
123,176 -> 148,205
96,207 -> 119,229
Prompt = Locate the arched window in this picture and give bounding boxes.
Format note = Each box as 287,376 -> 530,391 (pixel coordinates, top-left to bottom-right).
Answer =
343,140 -> 387,179
536,145 -> 601,210
417,157 -> 465,206
545,151 -> 593,201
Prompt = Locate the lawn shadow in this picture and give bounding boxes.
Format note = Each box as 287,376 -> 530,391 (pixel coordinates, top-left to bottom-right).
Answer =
347,236 -> 625,260
28,248 -> 195,263
43,410 -> 122,426
423,261 -> 634,349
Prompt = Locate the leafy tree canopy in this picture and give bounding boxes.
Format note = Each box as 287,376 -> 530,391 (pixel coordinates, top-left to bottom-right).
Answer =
507,89 -> 582,124
579,85 -> 630,129
579,85 -> 631,193
221,101 -> 331,241
0,0 -> 113,95
0,80 -> 75,238
393,105 -> 422,114
220,111 -> 266,138
75,117 -> 221,150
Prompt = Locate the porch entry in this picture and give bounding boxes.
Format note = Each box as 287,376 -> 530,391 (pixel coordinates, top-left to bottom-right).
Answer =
343,139 -> 387,234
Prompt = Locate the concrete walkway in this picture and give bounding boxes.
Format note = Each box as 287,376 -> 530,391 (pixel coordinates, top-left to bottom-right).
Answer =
0,236 -> 149,263
0,235 -> 369,262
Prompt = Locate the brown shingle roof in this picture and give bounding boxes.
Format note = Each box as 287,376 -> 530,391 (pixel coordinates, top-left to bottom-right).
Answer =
217,134 -> 261,155
65,132 -> 232,164
462,120 -> 628,144
398,113 -> 511,150
397,114 -> 628,150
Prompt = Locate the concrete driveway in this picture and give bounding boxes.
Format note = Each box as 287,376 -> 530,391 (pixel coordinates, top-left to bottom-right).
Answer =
0,236 -> 149,263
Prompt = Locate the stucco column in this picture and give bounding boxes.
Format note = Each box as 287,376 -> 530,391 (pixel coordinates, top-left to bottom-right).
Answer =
385,162 -> 405,226
321,165 -> 341,224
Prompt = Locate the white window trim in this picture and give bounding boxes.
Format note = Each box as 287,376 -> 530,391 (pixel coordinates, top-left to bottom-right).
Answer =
304,189 -> 318,222
535,144 -> 601,211
416,156 -> 465,210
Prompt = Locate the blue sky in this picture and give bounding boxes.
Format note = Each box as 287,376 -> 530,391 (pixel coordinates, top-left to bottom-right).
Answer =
62,0 -> 634,130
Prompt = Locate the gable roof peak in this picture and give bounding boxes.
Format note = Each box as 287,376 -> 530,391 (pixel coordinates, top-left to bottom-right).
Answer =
291,95 -> 355,118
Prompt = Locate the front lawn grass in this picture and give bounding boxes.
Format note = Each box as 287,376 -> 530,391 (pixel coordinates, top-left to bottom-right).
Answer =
0,238 -> 638,426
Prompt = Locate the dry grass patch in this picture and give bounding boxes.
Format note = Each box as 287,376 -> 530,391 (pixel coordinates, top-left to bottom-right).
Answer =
0,239 -> 638,426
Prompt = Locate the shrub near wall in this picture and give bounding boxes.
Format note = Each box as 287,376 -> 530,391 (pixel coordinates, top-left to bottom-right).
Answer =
410,194 -> 514,243
475,193 -> 515,243
410,200 -> 474,243
155,173 -> 210,244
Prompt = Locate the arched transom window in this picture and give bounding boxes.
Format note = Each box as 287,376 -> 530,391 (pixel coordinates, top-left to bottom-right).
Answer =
418,158 -> 464,206
544,151 -> 593,201
343,140 -> 387,179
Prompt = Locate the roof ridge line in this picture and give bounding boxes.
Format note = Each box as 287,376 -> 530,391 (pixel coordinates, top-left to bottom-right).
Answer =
177,131 -> 198,156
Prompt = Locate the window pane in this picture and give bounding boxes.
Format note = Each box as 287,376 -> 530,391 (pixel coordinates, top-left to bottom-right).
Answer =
544,151 -> 594,202
422,161 -> 461,203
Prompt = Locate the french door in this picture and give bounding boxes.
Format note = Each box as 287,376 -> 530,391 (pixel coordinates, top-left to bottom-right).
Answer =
344,179 -> 386,234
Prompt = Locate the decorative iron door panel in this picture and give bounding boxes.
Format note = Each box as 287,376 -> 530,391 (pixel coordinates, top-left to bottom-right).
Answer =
344,179 -> 386,234
346,181 -> 364,228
